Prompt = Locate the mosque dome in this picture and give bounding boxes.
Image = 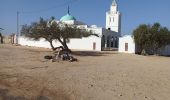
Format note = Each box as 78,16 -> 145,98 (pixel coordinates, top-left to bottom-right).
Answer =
60,14 -> 76,21
60,6 -> 76,21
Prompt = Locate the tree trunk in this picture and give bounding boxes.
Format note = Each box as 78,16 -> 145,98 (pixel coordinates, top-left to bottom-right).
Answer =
49,40 -> 55,51
141,49 -> 146,56
63,42 -> 71,52
58,38 -> 71,53
0,36 -> 3,44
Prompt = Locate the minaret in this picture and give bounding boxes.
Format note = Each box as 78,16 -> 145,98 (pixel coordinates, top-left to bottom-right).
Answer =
106,0 -> 121,33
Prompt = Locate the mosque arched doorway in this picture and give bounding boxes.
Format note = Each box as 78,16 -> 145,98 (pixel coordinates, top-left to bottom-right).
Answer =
101,35 -> 105,50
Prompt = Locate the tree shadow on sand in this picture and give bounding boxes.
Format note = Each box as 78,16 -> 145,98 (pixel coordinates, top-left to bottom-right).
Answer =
72,51 -> 118,56
0,88 -> 27,100
0,88 -> 50,100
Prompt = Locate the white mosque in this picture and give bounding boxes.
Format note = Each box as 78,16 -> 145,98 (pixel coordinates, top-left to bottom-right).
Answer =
19,0 -> 121,51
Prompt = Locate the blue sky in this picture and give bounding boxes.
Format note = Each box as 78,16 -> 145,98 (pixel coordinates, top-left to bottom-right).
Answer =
0,0 -> 170,35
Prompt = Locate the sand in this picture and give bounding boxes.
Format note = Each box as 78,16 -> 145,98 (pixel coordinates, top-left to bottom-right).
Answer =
0,44 -> 170,100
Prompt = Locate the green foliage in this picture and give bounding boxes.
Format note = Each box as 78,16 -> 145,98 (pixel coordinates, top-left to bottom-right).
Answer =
133,23 -> 170,55
21,17 -> 98,51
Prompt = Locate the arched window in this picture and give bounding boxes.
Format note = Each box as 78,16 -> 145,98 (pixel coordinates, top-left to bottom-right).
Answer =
111,36 -> 114,47
115,37 -> 118,48
107,36 -> 111,48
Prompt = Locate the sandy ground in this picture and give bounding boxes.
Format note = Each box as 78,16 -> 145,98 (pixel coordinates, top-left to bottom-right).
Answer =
0,44 -> 170,100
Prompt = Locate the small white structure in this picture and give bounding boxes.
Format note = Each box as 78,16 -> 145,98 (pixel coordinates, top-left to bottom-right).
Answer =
118,35 -> 135,53
19,0 -> 121,51
119,35 -> 170,56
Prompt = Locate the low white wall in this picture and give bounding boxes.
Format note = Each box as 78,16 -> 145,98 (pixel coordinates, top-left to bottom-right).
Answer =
67,36 -> 101,51
159,45 -> 170,56
19,36 -> 101,51
118,35 -> 135,53
19,37 -> 55,48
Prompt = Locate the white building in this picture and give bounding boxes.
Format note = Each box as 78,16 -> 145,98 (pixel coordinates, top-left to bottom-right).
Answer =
119,35 -> 170,56
19,0 -> 121,51
118,35 -> 135,53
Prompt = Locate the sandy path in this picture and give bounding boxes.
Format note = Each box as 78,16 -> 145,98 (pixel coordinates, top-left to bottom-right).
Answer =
0,44 -> 170,100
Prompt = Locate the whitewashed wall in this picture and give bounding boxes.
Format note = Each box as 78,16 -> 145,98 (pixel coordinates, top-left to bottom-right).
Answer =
19,37 -> 56,48
159,45 -> 170,56
118,35 -> 170,56
18,26 -> 120,51
68,36 -> 101,51
19,36 -> 101,51
118,35 -> 135,53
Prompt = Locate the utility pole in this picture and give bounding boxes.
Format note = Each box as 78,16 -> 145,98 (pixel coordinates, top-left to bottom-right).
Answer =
17,11 -> 19,44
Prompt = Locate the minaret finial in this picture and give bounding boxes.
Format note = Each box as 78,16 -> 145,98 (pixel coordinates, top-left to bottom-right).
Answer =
112,0 -> 117,5
68,5 -> 70,14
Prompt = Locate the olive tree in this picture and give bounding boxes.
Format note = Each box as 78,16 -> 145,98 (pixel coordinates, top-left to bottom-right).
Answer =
21,17 -> 98,51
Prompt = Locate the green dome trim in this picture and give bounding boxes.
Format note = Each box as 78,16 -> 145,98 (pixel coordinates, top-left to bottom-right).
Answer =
60,14 -> 76,21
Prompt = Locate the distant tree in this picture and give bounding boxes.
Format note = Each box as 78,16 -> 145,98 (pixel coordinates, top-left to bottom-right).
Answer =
0,28 -> 4,43
149,23 -> 170,54
21,17 -> 98,51
133,23 -> 170,55
0,32 -> 3,43
133,24 -> 151,54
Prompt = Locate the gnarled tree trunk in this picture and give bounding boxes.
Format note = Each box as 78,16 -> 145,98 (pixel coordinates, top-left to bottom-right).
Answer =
49,40 -> 55,51
58,38 -> 71,53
